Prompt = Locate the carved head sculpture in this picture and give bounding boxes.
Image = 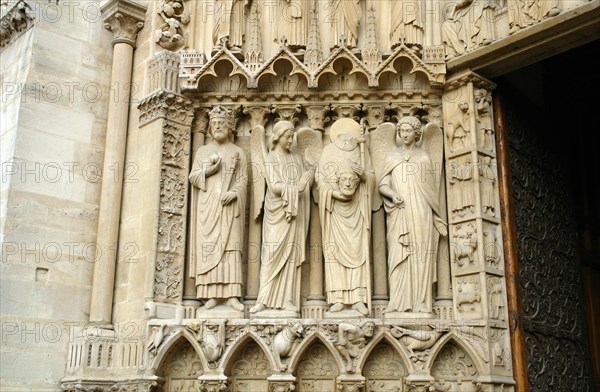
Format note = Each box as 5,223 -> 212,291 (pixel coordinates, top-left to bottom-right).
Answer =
474,89 -> 491,104
396,116 -> 422,146
337,162 -> 360,197
271,120 -> 296,150
458,101 -> 469,112
209,105 -> 234,143
361,321 -> 375,337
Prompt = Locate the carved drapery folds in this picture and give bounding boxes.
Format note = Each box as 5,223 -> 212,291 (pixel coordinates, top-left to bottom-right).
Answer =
0,0 -> 34,48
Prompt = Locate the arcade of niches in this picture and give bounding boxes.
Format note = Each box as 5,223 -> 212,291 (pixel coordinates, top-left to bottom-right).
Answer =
52,0 -> 594,391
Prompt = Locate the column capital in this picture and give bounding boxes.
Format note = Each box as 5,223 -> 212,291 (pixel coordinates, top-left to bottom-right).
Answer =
101,0 -> 146,47
138,89 -> 194,127
446,70 -> 497,91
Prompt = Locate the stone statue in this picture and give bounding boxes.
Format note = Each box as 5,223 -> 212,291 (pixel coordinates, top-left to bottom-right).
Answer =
316,118 -> 374,316
475,89 -> 494,151
212,0 -> 251,54
277,0 -> 310,50
488,277 -> 504,320
479,157 -> 496,217
390,324 -> 449,356
446,101 -> 471,151
508,0 -> 561,34
335,321 -> 375,372
273,321 -> 304,370
448,159 -> 475,217
378,116 -> 447,315
390,0 -> 424,50
329,0 -> 362,50
250,121 -> 313,316
442,0 -> 496,59
188,105 -> 247,312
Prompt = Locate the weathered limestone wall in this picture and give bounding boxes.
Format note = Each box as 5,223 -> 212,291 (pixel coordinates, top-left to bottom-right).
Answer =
0,1 -> 112,389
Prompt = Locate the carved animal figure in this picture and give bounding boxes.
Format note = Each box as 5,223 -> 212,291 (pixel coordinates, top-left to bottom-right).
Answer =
457,282 -> 481,308
147,324 -> 167,355
390,325 -> 448,354
187,321 -> 225,363
453,223 -> 477,266
273,321 -> 304,370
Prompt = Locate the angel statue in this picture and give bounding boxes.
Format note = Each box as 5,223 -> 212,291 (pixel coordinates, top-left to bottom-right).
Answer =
316,118 -> 375,317
376,116 -> 447,315
249,121 -> 314,316
188,105 -> 247,313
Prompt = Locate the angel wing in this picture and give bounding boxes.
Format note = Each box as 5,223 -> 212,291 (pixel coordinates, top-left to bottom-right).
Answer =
369,122 -> 397,210
420,121 -> 444,193
296,126 -> 323,169
250,125 -> 268,220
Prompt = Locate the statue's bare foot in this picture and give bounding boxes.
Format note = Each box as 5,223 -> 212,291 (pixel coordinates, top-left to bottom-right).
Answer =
227,297 -> 244,312
204,298 -> 217,310
353,302 -> 369,316
329,302 -> 344,312
283,301 -> 298,312
249,303 -> 265,314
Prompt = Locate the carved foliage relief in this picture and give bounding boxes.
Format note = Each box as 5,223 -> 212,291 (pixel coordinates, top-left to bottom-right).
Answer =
297,343 -> 339,392
363,343 -> 406,392
155,123 -> 190,302
157,340 -> 203,392
431,341 -> 477,392
229,341 -> 272,392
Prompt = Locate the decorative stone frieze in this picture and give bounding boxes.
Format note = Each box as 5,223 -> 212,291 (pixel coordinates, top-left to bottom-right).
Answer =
0,0 -> 33,48
138,90 -> 193,126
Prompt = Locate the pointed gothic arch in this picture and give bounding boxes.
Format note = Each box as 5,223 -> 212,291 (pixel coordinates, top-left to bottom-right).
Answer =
155,335 -> 205,392
225,337 -> 273,392
293,335 -> 341,392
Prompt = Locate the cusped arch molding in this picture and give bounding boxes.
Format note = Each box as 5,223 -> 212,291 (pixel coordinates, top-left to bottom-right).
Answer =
155,335 -> 205,392
255,49 -> 310,89
429,335 -> 483,391
179,41 -> 445,93
287,330 -> 346,374
220,331 -> 278,374
357,332 -> 414,375
226,339 -> 273,392
377,45 -> 444,87
361,338 -> 409,392
151,327 -> 209,373
314,48 -> 372,89
294,339 -> 341,392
